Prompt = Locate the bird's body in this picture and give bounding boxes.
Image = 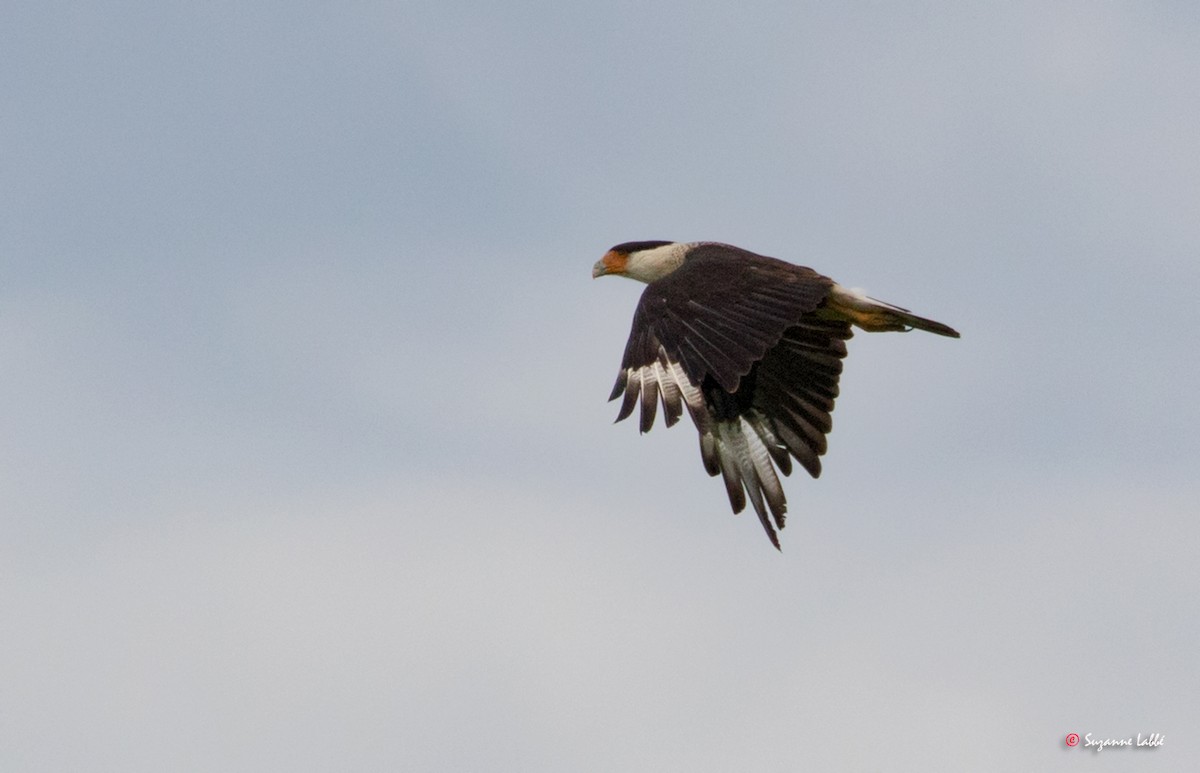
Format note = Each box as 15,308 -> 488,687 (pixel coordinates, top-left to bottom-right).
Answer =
593,240 -> 959,549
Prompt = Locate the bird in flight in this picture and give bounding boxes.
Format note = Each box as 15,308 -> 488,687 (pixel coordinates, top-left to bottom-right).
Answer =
593,240 -> 959,549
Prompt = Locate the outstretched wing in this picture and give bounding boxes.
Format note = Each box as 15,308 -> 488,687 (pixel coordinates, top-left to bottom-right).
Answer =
608,243 -> 833,433
743,317 -> 852,482
606,244 -> 852,549
694,317 -> 852,549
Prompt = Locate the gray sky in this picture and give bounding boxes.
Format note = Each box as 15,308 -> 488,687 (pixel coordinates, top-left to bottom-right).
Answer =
3,2 -> 1198,770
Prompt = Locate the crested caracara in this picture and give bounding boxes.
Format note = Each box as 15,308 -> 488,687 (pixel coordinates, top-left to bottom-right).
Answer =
593,240 -> 959,550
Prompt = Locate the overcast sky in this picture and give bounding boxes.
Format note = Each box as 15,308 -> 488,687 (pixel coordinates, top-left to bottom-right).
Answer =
3,2 -> 1198,771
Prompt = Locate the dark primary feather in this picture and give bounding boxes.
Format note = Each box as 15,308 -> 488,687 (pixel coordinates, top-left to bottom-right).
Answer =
746,318 -> 851,479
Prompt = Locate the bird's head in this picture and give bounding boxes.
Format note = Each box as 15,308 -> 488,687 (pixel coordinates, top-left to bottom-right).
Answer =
592,240 -> 687,284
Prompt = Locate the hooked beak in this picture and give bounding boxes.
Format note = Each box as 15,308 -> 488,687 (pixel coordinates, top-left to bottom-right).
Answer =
592,250 -> 626,279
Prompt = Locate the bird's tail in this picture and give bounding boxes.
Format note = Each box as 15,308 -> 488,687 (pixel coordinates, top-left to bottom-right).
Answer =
825,284 -> 960,338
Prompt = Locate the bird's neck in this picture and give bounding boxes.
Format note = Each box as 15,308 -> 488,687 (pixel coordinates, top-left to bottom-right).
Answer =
624,242 -> 689,284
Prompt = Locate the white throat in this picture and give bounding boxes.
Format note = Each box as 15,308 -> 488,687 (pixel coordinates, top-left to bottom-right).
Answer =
624,242 -> 689,284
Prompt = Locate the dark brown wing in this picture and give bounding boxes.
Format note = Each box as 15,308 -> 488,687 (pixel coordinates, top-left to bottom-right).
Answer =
609,243 -> 833,427
606,243 -> 849,549
691,317 -> 852,549
746,317 -> 852,480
